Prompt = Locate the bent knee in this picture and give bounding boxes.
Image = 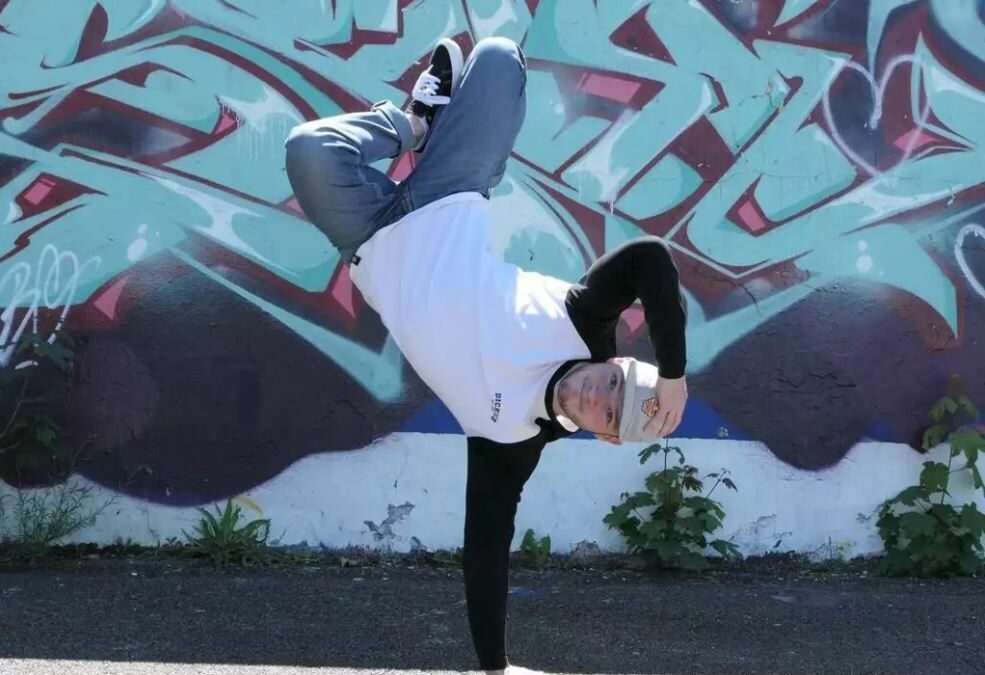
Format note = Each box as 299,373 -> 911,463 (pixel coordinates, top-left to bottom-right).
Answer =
284,122 -> 314,168
285,123 -> 356,183
284,121 -> 323,160
470,36 -> 525,72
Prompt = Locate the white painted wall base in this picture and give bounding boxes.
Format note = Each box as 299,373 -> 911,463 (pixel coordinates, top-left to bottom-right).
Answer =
3,434 -> 983,560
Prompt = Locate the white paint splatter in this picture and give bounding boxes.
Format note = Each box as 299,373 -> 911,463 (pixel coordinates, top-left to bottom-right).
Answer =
223,86 -> 303,162
566,110 -> 637,204
468,0 -> 520,40
127,240 -> 147,262
4,201 -> 21,225
152,177 -> 267,262
127,225 -> 150,262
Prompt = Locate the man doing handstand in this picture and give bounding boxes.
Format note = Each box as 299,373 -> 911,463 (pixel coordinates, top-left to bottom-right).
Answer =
285,36 -> 689,675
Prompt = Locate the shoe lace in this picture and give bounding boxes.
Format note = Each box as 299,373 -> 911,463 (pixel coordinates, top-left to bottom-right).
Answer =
414,73 -> 441,98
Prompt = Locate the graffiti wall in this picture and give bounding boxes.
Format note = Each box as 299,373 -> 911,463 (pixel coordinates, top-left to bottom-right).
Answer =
1,0 -> 984,550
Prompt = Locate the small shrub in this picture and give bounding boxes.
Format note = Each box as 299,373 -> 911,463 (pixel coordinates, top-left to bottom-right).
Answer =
0,478 -> 109,562
876,375 -> 985,577
519,528 -> 551,566
1,330 -> 78,484
104,536 -> 143,558
604,440 -> 741,571
0,329 -> 112,562
182,500 -> 271,569
425,547 -> 461,567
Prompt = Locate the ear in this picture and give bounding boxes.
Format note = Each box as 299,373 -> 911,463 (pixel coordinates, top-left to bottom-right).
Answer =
594,433 -> 622,446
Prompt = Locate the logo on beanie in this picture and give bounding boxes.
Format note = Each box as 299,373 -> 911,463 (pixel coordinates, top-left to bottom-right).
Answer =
641,397 -> 660,417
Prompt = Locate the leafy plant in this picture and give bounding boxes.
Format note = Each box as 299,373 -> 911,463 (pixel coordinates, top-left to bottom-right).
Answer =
876,375 -> 985,577
182,499 -> 272,569
520,527 -> 552,566
1,330 -> 78,483
604,441 -> 741,571
0,329 -> 112,562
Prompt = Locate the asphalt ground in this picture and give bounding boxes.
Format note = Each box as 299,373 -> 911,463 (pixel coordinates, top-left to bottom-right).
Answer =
1,556 -> 983,675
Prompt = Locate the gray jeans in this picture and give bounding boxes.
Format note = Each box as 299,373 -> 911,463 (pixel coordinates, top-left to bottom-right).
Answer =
284,37 -> 527,264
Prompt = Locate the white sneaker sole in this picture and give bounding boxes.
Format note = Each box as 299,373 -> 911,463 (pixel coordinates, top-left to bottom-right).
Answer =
436,37 -> 464,94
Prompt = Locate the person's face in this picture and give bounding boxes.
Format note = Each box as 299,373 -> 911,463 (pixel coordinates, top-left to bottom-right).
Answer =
555,359 -> 625,444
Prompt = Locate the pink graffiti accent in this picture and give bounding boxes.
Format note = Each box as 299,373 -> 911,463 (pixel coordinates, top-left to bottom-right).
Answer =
578,73 -> 642,104
329,265 -> 357,318
92,273 -> 132,320
283,197 -> 304,214
893,127 -> 942,152
621,306 -> 646,335
13,176 -> 90,232
214,110 -> 239,135
737,200 -> 769,233
390,153 -> 416,182
22,177 -> 56,206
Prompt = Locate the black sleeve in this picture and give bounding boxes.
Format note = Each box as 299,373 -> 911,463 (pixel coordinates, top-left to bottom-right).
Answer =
463,435 -> 545,671
565,236 -> 687,378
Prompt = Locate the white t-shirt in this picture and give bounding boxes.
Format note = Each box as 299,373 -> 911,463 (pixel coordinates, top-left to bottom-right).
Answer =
349,192 -> 590,443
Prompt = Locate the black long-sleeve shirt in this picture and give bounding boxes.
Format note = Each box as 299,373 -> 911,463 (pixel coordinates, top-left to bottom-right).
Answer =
461,236 -> 687,669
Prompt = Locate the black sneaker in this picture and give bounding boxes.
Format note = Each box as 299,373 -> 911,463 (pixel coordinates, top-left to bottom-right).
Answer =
408,38 -> 463,151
